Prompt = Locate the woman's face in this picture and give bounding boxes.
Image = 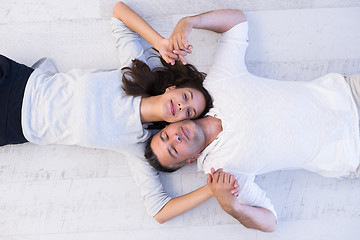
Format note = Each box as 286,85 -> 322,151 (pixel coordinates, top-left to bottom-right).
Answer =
160,86 -> 206,123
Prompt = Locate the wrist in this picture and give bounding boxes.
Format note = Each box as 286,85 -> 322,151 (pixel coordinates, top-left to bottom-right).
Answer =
225,201 -> 243,218
205,185 -> 214,197
182,16 -> 194,29
154,36 -> 166,51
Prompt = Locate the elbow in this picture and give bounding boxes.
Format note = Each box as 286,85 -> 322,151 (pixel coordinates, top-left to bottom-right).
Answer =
244,221 -> 276,233
154,215 -> 167,224
262,222 -> 277,233
233,9 -> 247,26
238,9 -> 247,22
113,1 -> 126,18
260,219 -> 277,233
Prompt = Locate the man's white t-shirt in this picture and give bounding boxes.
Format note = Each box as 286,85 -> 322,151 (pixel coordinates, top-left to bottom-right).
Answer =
197,21 -> 360,217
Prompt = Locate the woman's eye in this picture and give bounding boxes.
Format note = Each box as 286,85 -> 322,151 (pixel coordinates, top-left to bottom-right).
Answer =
183,93 -> 188,101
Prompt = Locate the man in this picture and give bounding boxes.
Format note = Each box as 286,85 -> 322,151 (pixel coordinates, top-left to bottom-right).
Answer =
145,7 -> 360,232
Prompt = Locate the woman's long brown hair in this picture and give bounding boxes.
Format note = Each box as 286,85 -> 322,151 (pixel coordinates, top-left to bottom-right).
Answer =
121,56 -> 213,119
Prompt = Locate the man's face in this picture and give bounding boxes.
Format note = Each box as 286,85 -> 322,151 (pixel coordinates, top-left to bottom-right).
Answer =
150,120 -> 206,169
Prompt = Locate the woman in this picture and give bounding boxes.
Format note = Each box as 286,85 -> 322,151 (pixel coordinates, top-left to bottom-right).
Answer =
0,10 -> 213,150
0,1 -> 236,225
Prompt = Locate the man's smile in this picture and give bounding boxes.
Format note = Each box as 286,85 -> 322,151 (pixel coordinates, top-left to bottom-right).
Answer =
180,126 -> 190,141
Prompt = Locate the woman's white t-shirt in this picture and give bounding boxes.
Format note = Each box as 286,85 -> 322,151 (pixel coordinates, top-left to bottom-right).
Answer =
21,18 -> 172,217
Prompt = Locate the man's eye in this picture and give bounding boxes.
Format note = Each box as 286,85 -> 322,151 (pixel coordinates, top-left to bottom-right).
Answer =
161,132 -> 169,141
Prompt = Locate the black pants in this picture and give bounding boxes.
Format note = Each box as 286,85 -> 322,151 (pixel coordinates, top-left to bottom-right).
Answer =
0,55 -> 33,146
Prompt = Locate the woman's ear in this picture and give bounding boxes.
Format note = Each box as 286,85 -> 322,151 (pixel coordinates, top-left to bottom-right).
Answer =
165,85 -> 176,92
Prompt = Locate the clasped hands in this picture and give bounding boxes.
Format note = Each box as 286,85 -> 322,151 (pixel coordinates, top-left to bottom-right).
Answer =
207,168 -> 240,213
158,17 -> 193,65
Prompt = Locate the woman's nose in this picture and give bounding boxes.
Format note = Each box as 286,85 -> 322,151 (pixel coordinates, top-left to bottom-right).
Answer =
178,102 -> 182,111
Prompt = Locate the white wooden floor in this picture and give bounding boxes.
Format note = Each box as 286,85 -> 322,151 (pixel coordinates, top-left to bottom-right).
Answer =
1,0 -> 360,239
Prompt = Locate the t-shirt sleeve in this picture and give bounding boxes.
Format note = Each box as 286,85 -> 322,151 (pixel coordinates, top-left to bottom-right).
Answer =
110,17 -> 147,68
235,174 -> 277,220
206,22 -> 249,81
124,151 -> 172,217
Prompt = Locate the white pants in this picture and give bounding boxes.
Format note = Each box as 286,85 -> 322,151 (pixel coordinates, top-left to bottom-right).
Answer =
344,74 -> 360,178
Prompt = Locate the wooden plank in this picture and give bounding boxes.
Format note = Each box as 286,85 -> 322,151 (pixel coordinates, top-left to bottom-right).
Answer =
0,0 -> 101,23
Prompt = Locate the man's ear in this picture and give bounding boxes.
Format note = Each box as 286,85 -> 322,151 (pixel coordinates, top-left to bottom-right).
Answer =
165,85 -> 176,92
187,153 -> 200,164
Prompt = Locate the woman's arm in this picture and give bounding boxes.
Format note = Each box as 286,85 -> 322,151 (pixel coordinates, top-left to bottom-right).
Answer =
154,185 -> 213,223
113,1 -> 177,64
169,9 -> 247,64
155,175 -> 239,223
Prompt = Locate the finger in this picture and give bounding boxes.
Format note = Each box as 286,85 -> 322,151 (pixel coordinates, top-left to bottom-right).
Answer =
181,37 -> 189,50
185,47 -> 192,54
179,55 -> 187,65
179,43 -> 192,54
210,167 -> 215,175
187,45 -> 193,51
224,173 -> 230,183
167,39 -> 176,62
233,179 -> 238,189
231,179 -> 239,197
231,187 -> 239,197
234,176 -> 239,188
164,51 -> 178,60
218,172 -> 225,183
164,56 -> 175,65
207,173 -> 213,185
229,174 -> 236,185
173,38 -> 180,51
173,49 -> 188,57
213,169 -> 221,183
163,52 -> 178,66
231,187 -> 238,195
214,168 -> 223,174
224,173 -> 231,183
178,38 -> 189,52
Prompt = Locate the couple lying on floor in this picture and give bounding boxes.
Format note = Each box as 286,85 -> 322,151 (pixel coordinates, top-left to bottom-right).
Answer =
2,1 -> 360,232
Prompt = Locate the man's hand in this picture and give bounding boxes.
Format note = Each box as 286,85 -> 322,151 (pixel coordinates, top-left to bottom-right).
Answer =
169,17 -> 193,65
207,168 -> 277,232
207,168 -> 240,214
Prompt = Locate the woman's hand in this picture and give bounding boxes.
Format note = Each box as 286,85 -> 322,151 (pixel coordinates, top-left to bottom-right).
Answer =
157,38 -> 179,65
169,17 -> 194,65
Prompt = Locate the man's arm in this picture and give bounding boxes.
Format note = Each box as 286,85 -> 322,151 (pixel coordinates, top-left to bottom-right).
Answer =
169,9 -> 247,64
207,169 -> 277,232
